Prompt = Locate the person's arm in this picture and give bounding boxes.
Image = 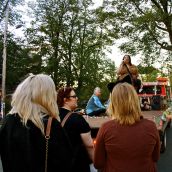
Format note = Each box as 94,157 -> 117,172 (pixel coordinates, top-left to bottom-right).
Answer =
117,62 -> 125,75
148,97 -> 151,104
93,96 -> 105,109
131,65 -> 139,79
94,126 -> 106,169
74,114 -> 94,161
80,132 -> 94,161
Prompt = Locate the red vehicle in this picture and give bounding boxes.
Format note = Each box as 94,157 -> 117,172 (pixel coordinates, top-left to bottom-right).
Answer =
138,77 -> 172,110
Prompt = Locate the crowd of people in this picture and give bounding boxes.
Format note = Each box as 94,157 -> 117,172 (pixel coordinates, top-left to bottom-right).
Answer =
0,55 -> 161,172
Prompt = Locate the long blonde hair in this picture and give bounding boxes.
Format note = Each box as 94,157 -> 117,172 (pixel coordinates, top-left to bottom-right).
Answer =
108,83 -> 142,125
9,74 -> 59,135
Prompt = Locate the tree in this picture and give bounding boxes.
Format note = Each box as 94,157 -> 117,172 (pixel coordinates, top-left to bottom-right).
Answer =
138,64 -> 159,82
0,0 -> 24,26
0,32 -> 43,93
26,0 -> 116,101
96,0 -> 172,64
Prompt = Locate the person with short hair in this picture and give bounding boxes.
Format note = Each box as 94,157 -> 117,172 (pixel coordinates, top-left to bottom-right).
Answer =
86,87 -> 106,116
94,83 -> 160,172
0,74 -> 73,172
57,87 -> 94,172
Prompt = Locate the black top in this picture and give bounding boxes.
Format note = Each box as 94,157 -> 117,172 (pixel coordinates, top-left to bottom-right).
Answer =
59,108 -> 91,172
0,113 -> 73,172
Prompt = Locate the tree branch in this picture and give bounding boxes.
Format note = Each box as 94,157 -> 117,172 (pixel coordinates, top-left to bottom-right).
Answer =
155,22 -> 168,32
151,0 -> 164,13
145,22 -> 172,51
132,1 -> 145,15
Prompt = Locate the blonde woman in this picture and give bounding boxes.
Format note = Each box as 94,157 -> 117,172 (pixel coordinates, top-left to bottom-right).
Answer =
0,74 -> 73,172
94,83 -> 160,172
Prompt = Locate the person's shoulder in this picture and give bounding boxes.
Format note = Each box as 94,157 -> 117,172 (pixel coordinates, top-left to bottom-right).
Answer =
92,95 -> 97,98
50,117 -> 65,131
97,119 -> 117,135
101,119 -> 116,129
142,118 -> 155,124
71,113 -> 90,126
71,112 -> 87,121
3,113 -> 20,122
0,113 -> 21,130
70,113 -> 91,131
93,95 -> 99,100
131,64 -> 138,68
140,118 -> 157,130
52,117 -> 61,125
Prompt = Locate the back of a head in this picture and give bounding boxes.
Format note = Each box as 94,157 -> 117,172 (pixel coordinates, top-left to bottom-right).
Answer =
108,83 -> 141,125
10,74 -> 59,134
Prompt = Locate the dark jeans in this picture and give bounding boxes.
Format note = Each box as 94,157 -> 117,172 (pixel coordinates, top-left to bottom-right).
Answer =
87,109 -> 106,117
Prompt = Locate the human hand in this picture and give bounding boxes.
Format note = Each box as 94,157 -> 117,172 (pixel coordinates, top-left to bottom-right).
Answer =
121,60 -> 125,65
78,109 -> 85,115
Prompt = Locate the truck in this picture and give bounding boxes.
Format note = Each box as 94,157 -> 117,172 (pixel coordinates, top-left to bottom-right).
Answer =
138,77 -> 172,110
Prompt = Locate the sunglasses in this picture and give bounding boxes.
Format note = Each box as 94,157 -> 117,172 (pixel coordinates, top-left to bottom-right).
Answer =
67,95 -> 77,98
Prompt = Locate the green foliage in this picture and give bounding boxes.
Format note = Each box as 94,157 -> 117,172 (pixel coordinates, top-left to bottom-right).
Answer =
0,33 -> 43,93
25,0 -> 116,102
3,0 -> 172,105
138,64 -> 159,82
99,0 -> 172,66
0,0 -> 24,26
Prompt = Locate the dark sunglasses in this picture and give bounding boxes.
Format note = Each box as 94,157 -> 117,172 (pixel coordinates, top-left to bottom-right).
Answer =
67,95 -> 77,98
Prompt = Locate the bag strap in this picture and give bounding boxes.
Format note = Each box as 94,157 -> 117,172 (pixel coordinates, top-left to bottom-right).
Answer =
45,117 -> 53,172
124,64 -> 132,77
61,112 -> 73,127
45,117 -> 53,137
124,64 -> 134,85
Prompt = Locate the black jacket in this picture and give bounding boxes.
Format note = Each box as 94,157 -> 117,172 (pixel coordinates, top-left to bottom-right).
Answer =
0,114 -> 73,172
